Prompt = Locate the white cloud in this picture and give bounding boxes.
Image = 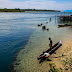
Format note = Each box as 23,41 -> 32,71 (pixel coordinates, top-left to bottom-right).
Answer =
0,0 -> 7,1
0,0 -> 72,10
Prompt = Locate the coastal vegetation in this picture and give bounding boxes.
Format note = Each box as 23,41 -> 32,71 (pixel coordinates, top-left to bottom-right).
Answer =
0,8 -> 24,12
0,8 -> 60,12
22,9 -> 60,12
48,63 -> 63,72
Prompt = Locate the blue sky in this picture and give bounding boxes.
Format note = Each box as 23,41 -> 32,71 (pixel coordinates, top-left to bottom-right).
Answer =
11,0 -> 72,2
0,0 -> 72,10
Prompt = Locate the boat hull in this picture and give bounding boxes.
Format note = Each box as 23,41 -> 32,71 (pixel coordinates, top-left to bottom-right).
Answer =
37,41 -> 62,60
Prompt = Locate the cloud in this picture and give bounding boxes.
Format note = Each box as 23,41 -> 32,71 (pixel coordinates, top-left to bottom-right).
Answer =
0,0 -> 72,10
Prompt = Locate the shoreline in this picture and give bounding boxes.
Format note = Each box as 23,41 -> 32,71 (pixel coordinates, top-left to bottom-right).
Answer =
48,40 -> 72,72
9,40 -> 29,72
11,40 -> 72,72
0,12 -> 43,13
10,25 -> 72,72
0,11 -> 60,13
9,13 -> 72,72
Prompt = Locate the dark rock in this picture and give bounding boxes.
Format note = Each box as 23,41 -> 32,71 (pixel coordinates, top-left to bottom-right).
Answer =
15,63 -> 19,65
65,68 -> 68,70
46,22 -> 48,23
46,28 -> 49,31
69,63 -> 72,66
9,64 -> 16,72
65,66 -> 69,70
41,24 -> 43,25
38,24 -> 41,26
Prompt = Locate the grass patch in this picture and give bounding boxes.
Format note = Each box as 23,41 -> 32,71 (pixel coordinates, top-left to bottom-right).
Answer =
60,67 -> 63,70
62,53 -> 64,56
48,63 -> 60,72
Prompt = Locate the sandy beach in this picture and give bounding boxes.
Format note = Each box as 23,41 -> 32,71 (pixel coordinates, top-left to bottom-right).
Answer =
11,40 -> 72,72
49,40 -> 72,72
11,28 -> 72,72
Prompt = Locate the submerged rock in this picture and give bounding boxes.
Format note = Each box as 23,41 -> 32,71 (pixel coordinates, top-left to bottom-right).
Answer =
46,28 -> 49,31
46,22 -> 48,23
38,24 -> 41,26
65,66 -> 69,70
15,63 -> 19,65
41,23 -> 43,25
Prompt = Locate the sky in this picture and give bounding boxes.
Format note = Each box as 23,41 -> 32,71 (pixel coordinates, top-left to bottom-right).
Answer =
0,0 -> 72,11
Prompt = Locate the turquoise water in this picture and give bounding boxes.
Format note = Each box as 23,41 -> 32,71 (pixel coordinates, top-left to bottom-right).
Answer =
0,12 -> 72,72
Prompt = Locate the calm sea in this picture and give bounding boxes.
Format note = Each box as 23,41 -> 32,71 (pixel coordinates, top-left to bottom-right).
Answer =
0,12 -> 72,72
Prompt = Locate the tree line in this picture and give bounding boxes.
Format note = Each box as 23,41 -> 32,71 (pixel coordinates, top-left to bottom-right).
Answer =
0,8 -> 24,12
0,8 -> 60,12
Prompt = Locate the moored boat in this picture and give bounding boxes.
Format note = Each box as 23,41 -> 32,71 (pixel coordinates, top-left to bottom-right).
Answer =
58,24 -> 72,27
37,41 -> 62,60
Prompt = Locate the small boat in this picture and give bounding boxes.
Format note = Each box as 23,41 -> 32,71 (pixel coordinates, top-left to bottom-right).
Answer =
58,24 -> 72,27
37,41 -> 62,60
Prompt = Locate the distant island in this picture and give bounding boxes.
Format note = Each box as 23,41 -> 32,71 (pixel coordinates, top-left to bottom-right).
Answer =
23,9 -> 60,12
0,8 -> 60,12
0,8 -> 24,12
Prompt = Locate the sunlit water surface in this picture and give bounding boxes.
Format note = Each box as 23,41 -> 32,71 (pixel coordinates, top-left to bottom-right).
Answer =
0,12 -> 72,72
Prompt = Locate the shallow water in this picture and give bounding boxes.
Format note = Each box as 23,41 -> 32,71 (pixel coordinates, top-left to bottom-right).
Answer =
0,12 -> 72,72
12,12 -> 72,72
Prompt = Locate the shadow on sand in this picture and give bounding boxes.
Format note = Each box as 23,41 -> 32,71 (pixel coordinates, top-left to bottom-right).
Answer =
51,55 -> 67,58
39,55 -> 67,64
39,57 -> 52,64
